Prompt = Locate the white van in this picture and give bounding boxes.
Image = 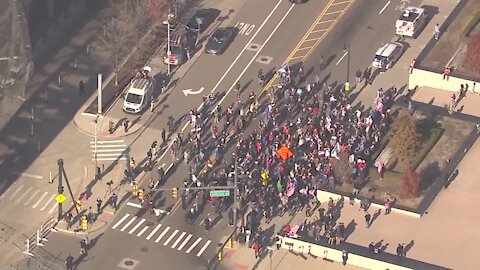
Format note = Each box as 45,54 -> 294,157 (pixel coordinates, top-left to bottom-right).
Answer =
123,68 -> 155,114
372,42 -> 404,69
396,7 -> 428,38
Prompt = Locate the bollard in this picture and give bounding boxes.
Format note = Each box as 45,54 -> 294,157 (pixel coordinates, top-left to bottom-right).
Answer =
57,75 -> 62,88
73,57 -> 78,69
86,45 -> 90,56
31,107 -> 34,120
115,72 -> 118,86
218,249 -> 223,261
49,171 -> 53,184
227,237 -> 233,248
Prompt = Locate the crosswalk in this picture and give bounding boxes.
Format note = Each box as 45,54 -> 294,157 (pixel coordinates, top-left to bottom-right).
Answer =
111,213 -> 213,257
0,181 -> 60,214
90,139 -> 128,161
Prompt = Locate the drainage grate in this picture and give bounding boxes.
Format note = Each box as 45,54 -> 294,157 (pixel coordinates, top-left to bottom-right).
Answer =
118,258 -> 140,270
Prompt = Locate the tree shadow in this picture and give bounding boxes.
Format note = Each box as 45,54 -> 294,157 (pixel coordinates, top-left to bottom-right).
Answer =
419,161 -> 442,192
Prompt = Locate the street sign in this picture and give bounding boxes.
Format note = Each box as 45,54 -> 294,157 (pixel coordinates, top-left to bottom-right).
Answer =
55,194 -> 67,204
210,190 -> 230,197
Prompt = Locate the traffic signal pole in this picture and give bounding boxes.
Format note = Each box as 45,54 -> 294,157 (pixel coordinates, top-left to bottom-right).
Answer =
57,159 -> 79,221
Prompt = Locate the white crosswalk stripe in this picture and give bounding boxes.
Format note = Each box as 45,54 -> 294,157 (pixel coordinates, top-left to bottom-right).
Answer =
128,218 -> 145,234
155,227 -> 170,243
186,237 -> 202,254
171,232 -> 186,249
90,140 -> 128,161
120,216 -> 137,232
0,182 -> 58,212
177,234 -> 193,251
146,224 -> 162,240
136,226 -> 149,237
163,229 -> 179,246
110,213 -> 214,256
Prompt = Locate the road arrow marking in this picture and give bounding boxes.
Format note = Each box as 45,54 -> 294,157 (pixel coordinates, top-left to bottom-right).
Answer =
182,87 -> 205,96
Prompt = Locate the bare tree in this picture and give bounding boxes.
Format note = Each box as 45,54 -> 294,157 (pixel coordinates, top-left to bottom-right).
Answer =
389,111 -> 418,165
466,31 -> 480,76
94,0 -> 169,83
400,168 -> 420,199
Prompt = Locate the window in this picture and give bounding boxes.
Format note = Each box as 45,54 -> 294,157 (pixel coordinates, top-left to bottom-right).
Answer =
126,93 -> 142,104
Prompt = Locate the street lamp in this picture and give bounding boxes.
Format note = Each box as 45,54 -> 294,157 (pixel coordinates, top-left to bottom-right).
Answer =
91,115 -> 99,175
163,14 -> 175,76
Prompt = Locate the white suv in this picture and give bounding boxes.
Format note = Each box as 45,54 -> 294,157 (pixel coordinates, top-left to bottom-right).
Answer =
372,42 -> 405,69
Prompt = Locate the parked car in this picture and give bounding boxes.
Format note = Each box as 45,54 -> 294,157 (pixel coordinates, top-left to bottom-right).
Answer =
372,42 -> 405,69
205,27 -> 236,55
186,9 -> 216,34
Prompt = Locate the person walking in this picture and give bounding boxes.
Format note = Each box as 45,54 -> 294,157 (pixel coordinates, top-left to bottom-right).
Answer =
161,128 -> 166,145
65,255 -> 74,270
123,119 -> 129,133
150,96 -> 155,112
342,250 -> 348,265
433,23 -> 440,40
365,212 -> 371,228
385,199 -> 392,215
275,233 -> 282,249
228,208 -> 234,227
111,193 -> 118,210
443,66 -> 451,80
96,198 -> 102,214
65,212 -> 73,230
396,243 -> 405,257
258,69 -> 265,85
79,80 -> 85,96
252,242 -> 260,258
409,59 -> 416,74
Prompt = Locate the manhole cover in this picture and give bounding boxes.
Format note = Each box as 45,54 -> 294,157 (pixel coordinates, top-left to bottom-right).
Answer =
140,247 -> 149,252
256,56 -> 273,65
118,258 -> 140,270
247,43 -> 261,52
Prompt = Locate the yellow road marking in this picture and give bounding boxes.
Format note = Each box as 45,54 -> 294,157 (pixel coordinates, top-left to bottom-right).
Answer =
331,0 -> 352,6
263,0 -> 355,91
303,38 -> 321,43
297,46 -> 315,51
316,19 -> 336,24
324,10 -> 343,16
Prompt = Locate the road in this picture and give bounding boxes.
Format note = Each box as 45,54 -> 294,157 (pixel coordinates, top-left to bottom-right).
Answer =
23,0 -> 429,269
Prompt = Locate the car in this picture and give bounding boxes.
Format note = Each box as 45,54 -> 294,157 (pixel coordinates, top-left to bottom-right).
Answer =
205,27 -> 236,55
186,9 -> 216,34
372,42 -> 405,69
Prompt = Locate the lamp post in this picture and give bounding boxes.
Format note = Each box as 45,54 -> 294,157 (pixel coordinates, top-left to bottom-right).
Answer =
91,115 -> 99,173
163,14 -> 175,76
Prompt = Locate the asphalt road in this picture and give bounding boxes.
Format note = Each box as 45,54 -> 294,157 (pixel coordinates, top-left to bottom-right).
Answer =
36,0 -> 425,269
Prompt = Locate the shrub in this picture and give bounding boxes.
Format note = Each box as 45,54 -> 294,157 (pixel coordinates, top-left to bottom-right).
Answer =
400,168 -> 420,199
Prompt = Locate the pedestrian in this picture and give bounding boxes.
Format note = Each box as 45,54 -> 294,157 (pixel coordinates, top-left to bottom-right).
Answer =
186,48 -> 191,60
364,212 -> 371,228
258,69 -> 265,85
385,199 -> 392,215
151,141 -> 158,156
409,59 -> 416,74
344,81 -> 350,92
355,69 -> 362,83
108,120 -> 114,134
451,93 -> 457,109
433,23 -> 440,40
252,242 -> 260,258
65,255 -> 74,270
228,208 -> 234,226
96,198 -> 102,214
396,243 -> 405,257
80,238 -> 88,255
123,119 -> 129,133
368,242 -> 375,253
111,193 -> 118,210
79,80 -> 85,95
342,250 -> 348,265
147,148 -> 153,161
161,79 -> 167,94
65,212 -> 73,230
275,233 -> 282,249
443,66 -> 451,80
150,96 -> 155,112
161,128 -> 166,145
129,157 -> 136,174
183,151 -> 189,164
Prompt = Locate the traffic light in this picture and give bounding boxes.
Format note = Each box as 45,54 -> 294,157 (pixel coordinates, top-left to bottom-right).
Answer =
172,187 -> 178,198
81,215 -> 88,232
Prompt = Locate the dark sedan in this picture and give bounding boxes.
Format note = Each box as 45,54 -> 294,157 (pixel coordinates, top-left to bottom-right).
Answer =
205,27 -> 236,55
186,9 -> 217,34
